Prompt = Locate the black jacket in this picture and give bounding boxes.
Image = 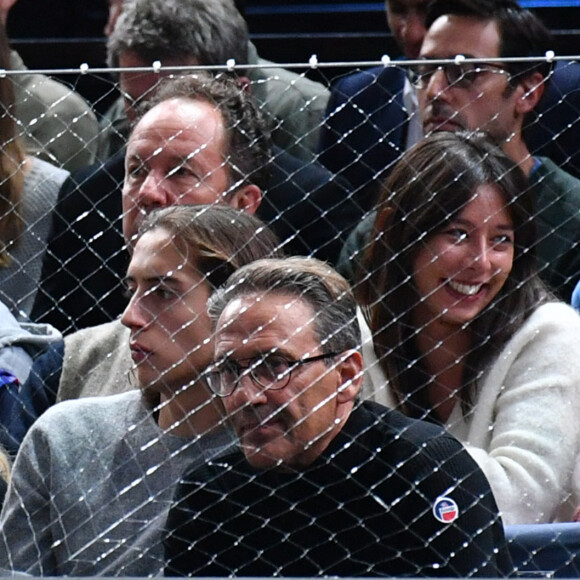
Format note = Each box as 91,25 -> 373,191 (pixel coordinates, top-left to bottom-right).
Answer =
31,148 -> 360,333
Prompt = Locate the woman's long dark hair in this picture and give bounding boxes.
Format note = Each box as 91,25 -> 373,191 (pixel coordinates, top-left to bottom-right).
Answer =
358,131 -> 549,420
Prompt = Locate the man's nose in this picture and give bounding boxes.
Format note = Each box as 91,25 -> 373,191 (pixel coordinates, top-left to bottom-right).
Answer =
136,171 -> 172,210
230,373 -> 269,406
425,67 -> 452,101
121,294 -> 149,330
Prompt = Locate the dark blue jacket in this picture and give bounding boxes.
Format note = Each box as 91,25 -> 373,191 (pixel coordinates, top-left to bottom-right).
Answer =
318,65 -> 408,212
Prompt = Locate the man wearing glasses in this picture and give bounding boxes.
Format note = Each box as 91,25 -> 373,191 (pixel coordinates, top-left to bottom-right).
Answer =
319,0 -> 580,198
164,256 -> 512,577
338,0 -> 580,302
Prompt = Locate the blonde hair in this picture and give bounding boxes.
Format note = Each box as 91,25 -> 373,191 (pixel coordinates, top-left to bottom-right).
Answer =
0,444 -> 11,483
0,21 -> 26,268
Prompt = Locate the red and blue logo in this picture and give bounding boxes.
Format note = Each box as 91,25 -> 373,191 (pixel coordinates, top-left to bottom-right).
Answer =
433,496 -> 459,523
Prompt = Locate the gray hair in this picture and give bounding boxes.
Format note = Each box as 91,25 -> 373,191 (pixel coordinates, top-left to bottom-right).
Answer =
108,0 -> 249,70
208,257 -> 361,355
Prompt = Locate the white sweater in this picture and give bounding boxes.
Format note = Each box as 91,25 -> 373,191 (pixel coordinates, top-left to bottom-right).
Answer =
360,302 -> 580,524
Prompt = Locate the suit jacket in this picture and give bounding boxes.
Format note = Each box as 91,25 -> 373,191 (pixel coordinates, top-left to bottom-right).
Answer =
318,65 -> 408,213
318,60 -> 580,206
31,148 -> 360,333
30,151 -> 128,334
524,60 -> 580,180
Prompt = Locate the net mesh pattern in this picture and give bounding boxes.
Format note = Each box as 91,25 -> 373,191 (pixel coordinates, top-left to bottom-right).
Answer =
0,57 -> 577,577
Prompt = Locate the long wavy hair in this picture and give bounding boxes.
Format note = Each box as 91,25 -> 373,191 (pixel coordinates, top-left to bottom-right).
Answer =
358,131 -> 549,420
0,21 -> 26,268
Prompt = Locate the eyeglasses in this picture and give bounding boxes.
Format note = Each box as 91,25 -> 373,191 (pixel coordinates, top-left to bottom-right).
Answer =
204,352 -> 340,397
407,61 -> 509,90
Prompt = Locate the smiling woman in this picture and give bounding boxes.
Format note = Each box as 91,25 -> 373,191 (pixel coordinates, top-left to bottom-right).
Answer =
358,130 -> 580,525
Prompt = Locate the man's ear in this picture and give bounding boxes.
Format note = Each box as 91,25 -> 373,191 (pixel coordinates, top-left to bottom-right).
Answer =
515,71 -> 545,115
237,76 -> 251,94
228,184 -> 262,215
336,350 -> 364,404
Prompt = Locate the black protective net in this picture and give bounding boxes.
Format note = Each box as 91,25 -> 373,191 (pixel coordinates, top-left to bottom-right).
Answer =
0,56 -> 577,577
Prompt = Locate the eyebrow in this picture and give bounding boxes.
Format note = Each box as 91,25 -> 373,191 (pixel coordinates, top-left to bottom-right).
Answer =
123,274 -> 182,287
124,152 -> 145,165
450,217 -> 514,230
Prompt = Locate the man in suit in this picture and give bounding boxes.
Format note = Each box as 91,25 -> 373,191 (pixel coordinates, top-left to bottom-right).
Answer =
31,0 -> 358,334
318,0 -> 580,208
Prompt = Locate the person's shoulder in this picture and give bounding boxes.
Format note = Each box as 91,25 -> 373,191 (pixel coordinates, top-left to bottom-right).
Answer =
252,55 -> 329,100
26,157 -> 69,186
33,390 -> 141,433
18,391 -> 145,465
22,69 -> 96,120
494,301 -> 580,370
545,60 -> 580,95
534,157 -> 580,192
22,158 -> 69,213
523,301 -> 580,331
358,401 -> 463,456
60,320 -> 131,400
355,402 -> 478,481
332,65 -> 406,96
64,319 -> 129,350
62,321 -> 130,381
532,157 -> 580,223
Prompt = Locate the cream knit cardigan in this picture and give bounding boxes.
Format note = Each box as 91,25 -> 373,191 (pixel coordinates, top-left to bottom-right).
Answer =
360,301 -> 580,524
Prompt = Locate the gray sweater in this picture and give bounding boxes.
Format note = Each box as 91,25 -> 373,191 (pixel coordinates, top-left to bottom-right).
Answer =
0,390 -> 235,576
0,157 -> 68,319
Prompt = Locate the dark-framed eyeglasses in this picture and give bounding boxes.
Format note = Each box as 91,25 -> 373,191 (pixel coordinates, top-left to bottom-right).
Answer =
407,61 -> 510,90
204,351 -> 341,397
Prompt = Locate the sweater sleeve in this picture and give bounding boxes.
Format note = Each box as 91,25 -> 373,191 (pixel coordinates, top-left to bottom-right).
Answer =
461,302 -> 580,524
0,420 -> 59,575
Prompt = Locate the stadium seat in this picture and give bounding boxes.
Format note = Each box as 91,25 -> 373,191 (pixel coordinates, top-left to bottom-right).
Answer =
505,523 -> 580,577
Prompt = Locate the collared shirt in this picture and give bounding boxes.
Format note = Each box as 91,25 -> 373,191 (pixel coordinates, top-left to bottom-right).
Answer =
402,76 -> 423,150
